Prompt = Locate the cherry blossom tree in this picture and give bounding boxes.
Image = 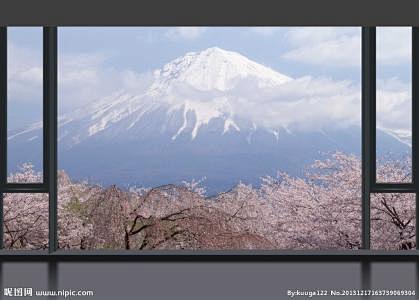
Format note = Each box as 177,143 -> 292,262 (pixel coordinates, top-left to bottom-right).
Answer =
3,164 -> 48,249
259,153 -> 362,249
2,153 -> 415,250
372,156 -> 415,250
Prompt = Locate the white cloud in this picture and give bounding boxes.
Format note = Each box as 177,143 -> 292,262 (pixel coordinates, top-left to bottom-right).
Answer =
7,40 -> 154,114
7,42 -> 43,104
377,77 -> 411,133
282,35 -> 361,67
238,75 -> 410,136
285,27 -> 357,46
281,27 -> 412,68
165,27 -> 206,40
377,27 -> 412,66
281,28 -> 361,67
58,52 -> 153,112
228,76 -> 361,131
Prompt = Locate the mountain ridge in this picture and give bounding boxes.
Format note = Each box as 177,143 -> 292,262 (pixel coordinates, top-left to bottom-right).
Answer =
7,47 -> 411,194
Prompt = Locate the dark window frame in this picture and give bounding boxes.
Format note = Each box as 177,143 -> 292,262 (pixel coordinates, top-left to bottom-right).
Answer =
1,28 -> 49,191
0,26 -> 418,261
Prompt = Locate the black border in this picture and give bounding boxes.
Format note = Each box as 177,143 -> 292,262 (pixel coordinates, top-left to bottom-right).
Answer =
0,27 -> 6,250
2,250 -> 419,262
1,0 -> 419,26
414,28 -> 419,250
1,26 -> 419,260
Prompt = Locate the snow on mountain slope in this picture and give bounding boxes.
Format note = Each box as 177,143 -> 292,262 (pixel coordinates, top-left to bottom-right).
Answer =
11,47 -> 294,146
148,47 -> 291,94
7,47 -> 411,194
378,128 -> 412,147
9,47 -> 411,148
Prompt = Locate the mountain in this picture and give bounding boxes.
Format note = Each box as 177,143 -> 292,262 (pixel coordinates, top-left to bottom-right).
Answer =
8,47 -> 410,194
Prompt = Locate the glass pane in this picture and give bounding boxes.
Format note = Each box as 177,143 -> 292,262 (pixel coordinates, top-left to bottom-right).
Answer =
376,27 -> 412,183
7,27 -> 43,183
3,192 -> 48,250
58,27 -> 361,250
371,193 -> 415,250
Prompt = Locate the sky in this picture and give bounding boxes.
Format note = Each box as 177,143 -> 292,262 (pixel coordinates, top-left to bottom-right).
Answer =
5,27 -> 412,139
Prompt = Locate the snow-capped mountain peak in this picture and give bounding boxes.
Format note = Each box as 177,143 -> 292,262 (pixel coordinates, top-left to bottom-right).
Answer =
8,48 -> 411,195
53,47 -> 293,142
12,47 -> 294,144
149,47 -> 292,94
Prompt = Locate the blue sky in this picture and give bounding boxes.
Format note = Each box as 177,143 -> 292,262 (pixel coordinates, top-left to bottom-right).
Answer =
6,27 -> 412,137
56,27 -> 362,81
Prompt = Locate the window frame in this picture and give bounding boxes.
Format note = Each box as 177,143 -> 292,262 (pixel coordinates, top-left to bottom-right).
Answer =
1,28 -> 49,191
0,26 -> 418,260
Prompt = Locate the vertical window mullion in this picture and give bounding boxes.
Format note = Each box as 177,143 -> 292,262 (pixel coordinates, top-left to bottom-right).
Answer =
44,27 -> 58,253
0,27 -> 7,250
412,27 -> 419,250
362,27 -> 376,250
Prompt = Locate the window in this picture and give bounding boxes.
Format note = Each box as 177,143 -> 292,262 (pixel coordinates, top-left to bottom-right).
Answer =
376,27 -> 412,183
371,193 -> 415,250
7,27 -> 44,184
53,27 -> 362,250
0,26 -> 417,255
3,193 -> 49,250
